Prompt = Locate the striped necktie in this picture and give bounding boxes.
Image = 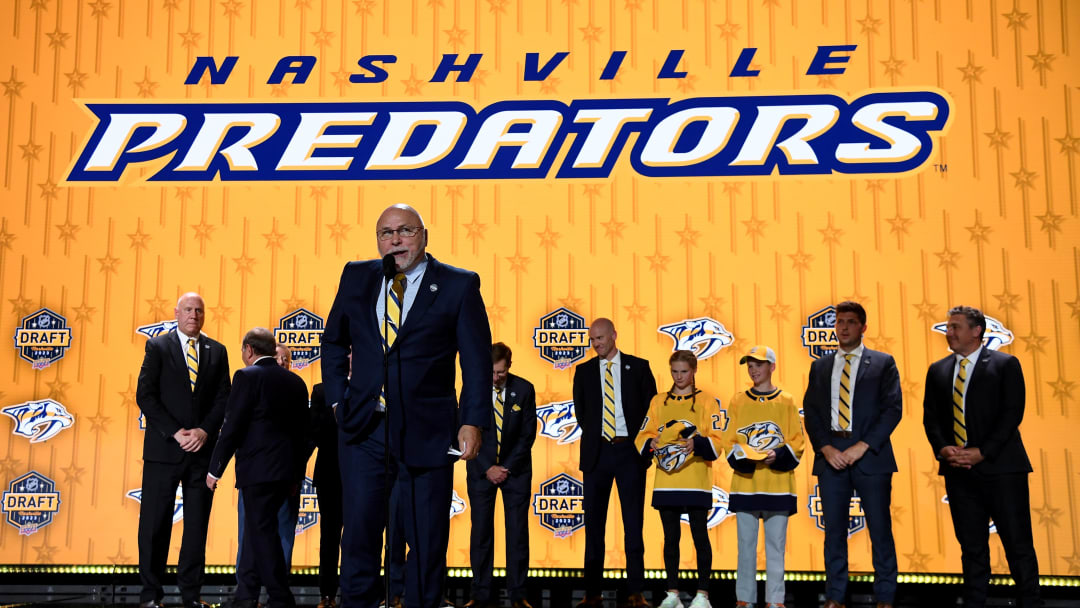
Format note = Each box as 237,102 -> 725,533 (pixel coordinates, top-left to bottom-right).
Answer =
838,353 -> 853,431
382,273 -> 406,352
953,359 -> 969,446
494,387 -> 504,457
602,361 -> 616,440
185,337 -> 198,390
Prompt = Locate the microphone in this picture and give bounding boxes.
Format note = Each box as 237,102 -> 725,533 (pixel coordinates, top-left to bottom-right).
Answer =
382,253 -> 397,279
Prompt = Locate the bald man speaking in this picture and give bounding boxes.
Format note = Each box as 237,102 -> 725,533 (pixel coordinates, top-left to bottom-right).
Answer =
323,204 -> 492,608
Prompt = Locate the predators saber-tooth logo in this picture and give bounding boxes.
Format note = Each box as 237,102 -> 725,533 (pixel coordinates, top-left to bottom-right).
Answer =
680,486 -> 732,529
2,399 -> 75,443
657,317 -> 734,361
275,308 -> 325,370
532,473 -> 585,539
801,306 -> 838,360
2,472 -> 61,536
736,420 -> 785,453
930,315 -> 1013,351
533,308 -> 589,370
450,490 -> 467,519
535,400 -> 582,445
13,308 -> 73,370
808,484 -> 866,537
136,320 -> 178,339
66,91 -> 950,183
127,487 -> 185,524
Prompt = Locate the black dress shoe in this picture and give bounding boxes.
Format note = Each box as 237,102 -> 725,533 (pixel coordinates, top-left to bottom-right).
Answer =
139,601 -> 166,608
511,599 -> 534,608
316,596 -> 337,608
575,597 -> 603,608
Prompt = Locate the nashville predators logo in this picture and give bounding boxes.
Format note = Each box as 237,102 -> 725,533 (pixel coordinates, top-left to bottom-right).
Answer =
657,317 -> 734,361
931,315 -> 1013,351
2,399 -> 75,444
680,486 -> 732,529
736,421 -> 785,453
450,490 -> 467,519
655,419 -> 698,473
535,400 -> 581,445
135,320 -> 178,339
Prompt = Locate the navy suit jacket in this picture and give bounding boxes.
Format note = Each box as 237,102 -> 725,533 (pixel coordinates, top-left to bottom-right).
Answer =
207,357 -> 310,487
322,254 -> 492,468
923,348 -> 1032,475
467,373 -> 537,480
136,330 -> 231,465
803,347 -> 903,475
572,352 -> 658,473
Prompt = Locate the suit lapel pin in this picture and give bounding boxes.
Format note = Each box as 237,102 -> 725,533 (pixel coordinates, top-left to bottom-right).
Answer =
510,391 -> 516,398
625,364 -> 630,370
430,284 -> 438,292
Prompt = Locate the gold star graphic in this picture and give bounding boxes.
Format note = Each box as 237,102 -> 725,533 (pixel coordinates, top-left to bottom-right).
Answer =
935,246 -> 960,269
61,463 -> 86,485
309,185 -> 329,202
163,0 -> 182,10
958,58 -> 985,83
208,302 -> 233,324
965,216 -> 992,243
2,73 -> 25,98
47,29 -> 71,50
985,127 -> 1011,150
1028,50 -> 1055,76
1010,167 -> 1037,190
38,179 -> 59,202
174,186 -> 195,202
402,72 -> 425,96
1065,299 -> 1080,319
128,226 -> 151,250
818,218 -> 844,246
716,21 -> 740,40
1056,133 -> 1080,156
886,214 -> 912,236
107,541 -> 132,565
857,15 -> 882,35
486,302 -> 508,325
443,185 -> 465,202
539,77 -> 560,95
743,215 -> 766,239
179,29 -> 201,49
463,218 -> 486,243
97,253 -> 121,275
487,0 -> 509,13
327,220 -> 351,245
1019,331 -> 1046,354
192,221 -> 215,245
767,301 -> 790,321
922,466 -> 944,492
579,23 -> 603,43
993,288 -> 1021,312
233,253 -> 256,275
675,74 -> 698,93
816,74 -> 836,88
788,250 -> 813,271
57,221 -> 80,245
536,224 -> 560,250
676,217 -> 700,248
506,253 -> 530,273
904,549 -> 932,572
624,0 -> 644,10
135,72 -> 159,98
263,226 -> 286,250
9,295 -> 34,318
270,82 -> 291,97
146,296 -> 170,318
601,218 -> 625,241
699,292 -> 726,319
312,28 -> 335,48
118,381 -> 137,408
34,542 -> 57,563
353,0 -> 375,15
332,68 -> 352,91
559,294 -> 583,311
1048,377 -> 1076,401
20,139 -> 43,161
30,0 -> 49,10
880,56 -> 905,78
1036,210 -> 1064,235
0,225 -> 14,250
1002,7 -> 1030,29
47,378 -> 70,401
624,302 -> 648,323
89,0 -> 111,18
582,184 -> 603,199
0,455 -> 21,478
65,69 -> 88,95
646,251 -> 669,272
865,179 -> 886,193
1033,503 -> 1060,527
222,0 -> 244,18
72,302 -> 95,323
914,298 -> 939,321
444,25 -> 468,50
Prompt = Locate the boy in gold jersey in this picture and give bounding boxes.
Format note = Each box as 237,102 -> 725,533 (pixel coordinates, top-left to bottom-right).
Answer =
724,345 -> 805,608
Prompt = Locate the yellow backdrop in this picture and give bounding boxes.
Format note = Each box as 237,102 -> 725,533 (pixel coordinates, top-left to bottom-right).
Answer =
1,0 -> 1078,579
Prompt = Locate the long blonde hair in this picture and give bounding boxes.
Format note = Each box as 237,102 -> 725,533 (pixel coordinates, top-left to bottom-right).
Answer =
667,350 -> 699,411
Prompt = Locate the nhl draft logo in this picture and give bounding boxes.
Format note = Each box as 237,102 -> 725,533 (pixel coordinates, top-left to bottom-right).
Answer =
533,308 -> 589,370
135,320 -> 178,339
657,317 -> 734,361
13,308 -> 73,370
2,471 -> 61,536
681,486 -> 732,529
2,399 -> 75,443
127,487 -> 185,524
736,421 -> 785,453
801,306 -> 838,360
535,400 -> 581,445
808,484 -> 865,537
275,308 -> 325,370
931,315 -> 1013,351
532,472 -> 585,538
449,490 -> 467,519
296,477 -> 319,534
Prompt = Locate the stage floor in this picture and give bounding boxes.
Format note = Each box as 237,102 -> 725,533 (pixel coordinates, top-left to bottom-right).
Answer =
1,571 -> 1078,607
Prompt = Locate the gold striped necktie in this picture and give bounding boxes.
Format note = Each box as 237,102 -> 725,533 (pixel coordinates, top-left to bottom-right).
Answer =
953,359 -> 969,446
838,353 -> 853,431
382,273 -> 406,351
494,388 -> 504,457
602,361 -> 616,440
185,337 -> 198,390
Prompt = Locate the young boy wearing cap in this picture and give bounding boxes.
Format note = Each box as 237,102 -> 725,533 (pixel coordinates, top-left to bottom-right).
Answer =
723,345 -> 805,608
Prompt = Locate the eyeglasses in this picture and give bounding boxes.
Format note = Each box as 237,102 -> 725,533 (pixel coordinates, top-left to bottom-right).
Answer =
375,226 -> 422,241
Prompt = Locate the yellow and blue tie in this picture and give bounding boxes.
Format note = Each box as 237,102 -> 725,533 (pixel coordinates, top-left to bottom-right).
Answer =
838,353 -> 853,430
185,337 -> 198,390
379,273 -> 406,408
602,361 -> 616,440
494,387 -> 504,457
954,359 -> 969,446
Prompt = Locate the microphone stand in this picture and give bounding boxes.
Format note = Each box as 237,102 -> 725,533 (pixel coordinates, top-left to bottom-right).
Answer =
381,259 -> 394,608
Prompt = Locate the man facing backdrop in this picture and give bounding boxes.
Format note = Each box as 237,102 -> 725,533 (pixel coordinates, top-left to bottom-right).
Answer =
322,203 -> 491,608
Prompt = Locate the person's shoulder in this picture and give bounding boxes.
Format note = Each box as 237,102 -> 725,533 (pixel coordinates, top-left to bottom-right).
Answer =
146,330 -> 176,348
508,373 -> 535,392
863,347 -> 896,362
620,352 -> 649,367
428,255 -> 479,281
984,348 -> 1019,368
201,334 -> 227,350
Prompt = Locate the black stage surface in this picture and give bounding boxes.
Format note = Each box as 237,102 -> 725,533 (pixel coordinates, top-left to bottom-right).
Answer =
1,569 -> 1078,607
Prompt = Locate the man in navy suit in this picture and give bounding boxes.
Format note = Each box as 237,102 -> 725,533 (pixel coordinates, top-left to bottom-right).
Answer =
206,327 -> 309,608
923,306 -> 1042,608
135,292 -> 231,608
572,318 -> 657,608
803,301 -> 901,608
322,204 -> 491,608
464,342 -> 536,608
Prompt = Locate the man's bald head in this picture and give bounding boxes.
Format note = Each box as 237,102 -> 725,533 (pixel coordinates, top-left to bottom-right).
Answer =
376,203 -> 429,273
588,317 -> 618,360
175,292 -> 205,338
